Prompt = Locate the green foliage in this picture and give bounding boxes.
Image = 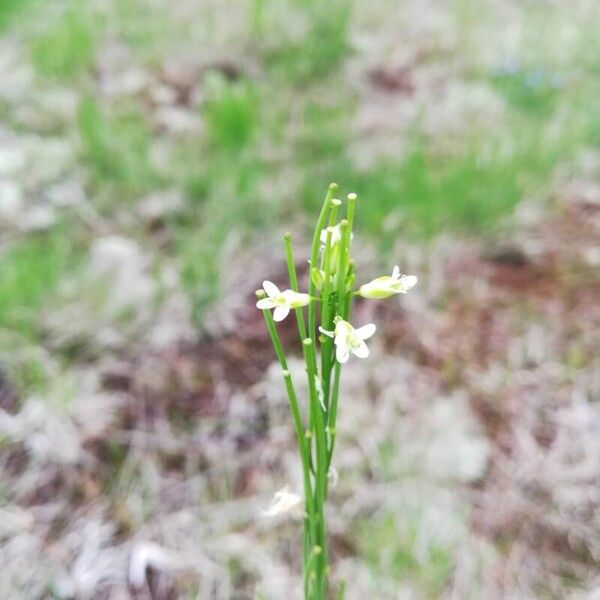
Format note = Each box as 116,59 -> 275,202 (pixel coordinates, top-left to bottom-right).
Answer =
177,155 -> 265,324
30,8 -> 96,81
0,232 -> 73,337
264,0 -> 351,82
359,512 -> 454,597
489,67 -> 560,116
0,0 -> 35,32
77,97 -> 158,199
341,104 -> 593,246
349,142 -> 524,240
203,75 -> 258,151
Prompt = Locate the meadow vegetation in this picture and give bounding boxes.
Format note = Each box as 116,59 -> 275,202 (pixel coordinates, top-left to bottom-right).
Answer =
0,0 -> 598,597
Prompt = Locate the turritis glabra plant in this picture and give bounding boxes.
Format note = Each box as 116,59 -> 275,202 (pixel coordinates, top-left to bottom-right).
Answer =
256,183 -> 417,599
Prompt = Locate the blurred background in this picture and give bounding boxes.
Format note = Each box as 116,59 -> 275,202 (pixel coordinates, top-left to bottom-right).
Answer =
0,0 -> 599,598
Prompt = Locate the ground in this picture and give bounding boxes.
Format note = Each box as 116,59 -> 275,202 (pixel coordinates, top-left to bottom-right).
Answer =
0,0 -> 599,598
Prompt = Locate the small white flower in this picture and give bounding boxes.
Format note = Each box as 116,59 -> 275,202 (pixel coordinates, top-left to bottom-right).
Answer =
319,224 -> 354,250
319,224 -> 353,274
256,281 -> 311,322
319,318 -> 376,364
358,266 -> 417,299
262,485 -> 305,519
320,224 -> 344,246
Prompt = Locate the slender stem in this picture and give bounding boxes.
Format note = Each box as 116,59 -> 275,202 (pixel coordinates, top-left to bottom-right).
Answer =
346,193 -> 357,235
284,235 -> 323,584
303,337 -> 328,595
261,306 -> 318,590
326,361 -> 341,470
326,208 -> 355,474
261,310 -> 312,502
319,200 -> 341,408
284,233 -> 307,341
308,183 -> 338,348
285,232 -> 318,465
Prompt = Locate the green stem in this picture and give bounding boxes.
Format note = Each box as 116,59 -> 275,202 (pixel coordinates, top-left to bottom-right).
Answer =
319,200 -> 342,409
326,361 -> 341,470
326,209 -> 355,474
303,337 -> 329,596
284,233 -> 308,341
308,182 -> 337,348
261,307 -> 317,594
261,310 -> 311,502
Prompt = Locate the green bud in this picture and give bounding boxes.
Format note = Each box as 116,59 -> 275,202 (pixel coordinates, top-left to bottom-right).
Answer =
345,272 -> 356,293
311,267 -> 324,291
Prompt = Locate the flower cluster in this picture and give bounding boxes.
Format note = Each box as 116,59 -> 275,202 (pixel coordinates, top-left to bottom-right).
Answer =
257,259 -> 416,364
255,183 -> 417,599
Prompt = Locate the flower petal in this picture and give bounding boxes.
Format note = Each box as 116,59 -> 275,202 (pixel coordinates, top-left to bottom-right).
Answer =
355,323 -> 376,340
283,290 -> 311,308
273,305 -> 290,322
256,298 -> 275,310
318,326 -> 334,338
398,275 -> 418,292
336,344 -> 350,363
392,265 -> 400,280
352,341 -> 369,358
263,280 -> 280,297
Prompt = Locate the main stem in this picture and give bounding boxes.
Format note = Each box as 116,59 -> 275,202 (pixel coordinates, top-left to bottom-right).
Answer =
263,184 -> 356,599
304,337 -> 328,597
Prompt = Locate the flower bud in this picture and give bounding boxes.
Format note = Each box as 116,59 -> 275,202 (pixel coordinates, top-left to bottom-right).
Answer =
311,267 -> 325,291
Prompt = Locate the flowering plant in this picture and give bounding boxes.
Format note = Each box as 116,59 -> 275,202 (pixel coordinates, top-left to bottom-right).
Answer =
256,183 -> 417,599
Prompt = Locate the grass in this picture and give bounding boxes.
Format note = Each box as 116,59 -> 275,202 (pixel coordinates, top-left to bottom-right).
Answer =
0,232 -> 75,339
2,0 -> 596,335
30,6 -> 96,81
0,0 -> 599,597
77,97 -> 159,202
263,0 -> 351,83
2,0 -> 598,331
177,151 -> 267,323
0,0 -> 34,32
359,512 -> 454,598
203,74 -> 259,151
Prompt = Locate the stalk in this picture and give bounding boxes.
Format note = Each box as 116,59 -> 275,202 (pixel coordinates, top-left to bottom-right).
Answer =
259,301 -> 316,592
308,182 -> 338,348
284,233 -> 308,341
326,195 -> 356,472
260,307 -> 312,504
257,185 -> 409,598
303,337 -> 329,595
319,199 -> 342,409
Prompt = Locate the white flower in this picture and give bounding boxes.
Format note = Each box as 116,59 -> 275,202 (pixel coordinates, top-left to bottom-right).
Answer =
358,266 -> 417,299
262,485 -> 305,519
256,281 -> 311,322
319,318 -> 376,364
320,224 -> 344,246
319,224 -> 354,251
319,224 -> 353,274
